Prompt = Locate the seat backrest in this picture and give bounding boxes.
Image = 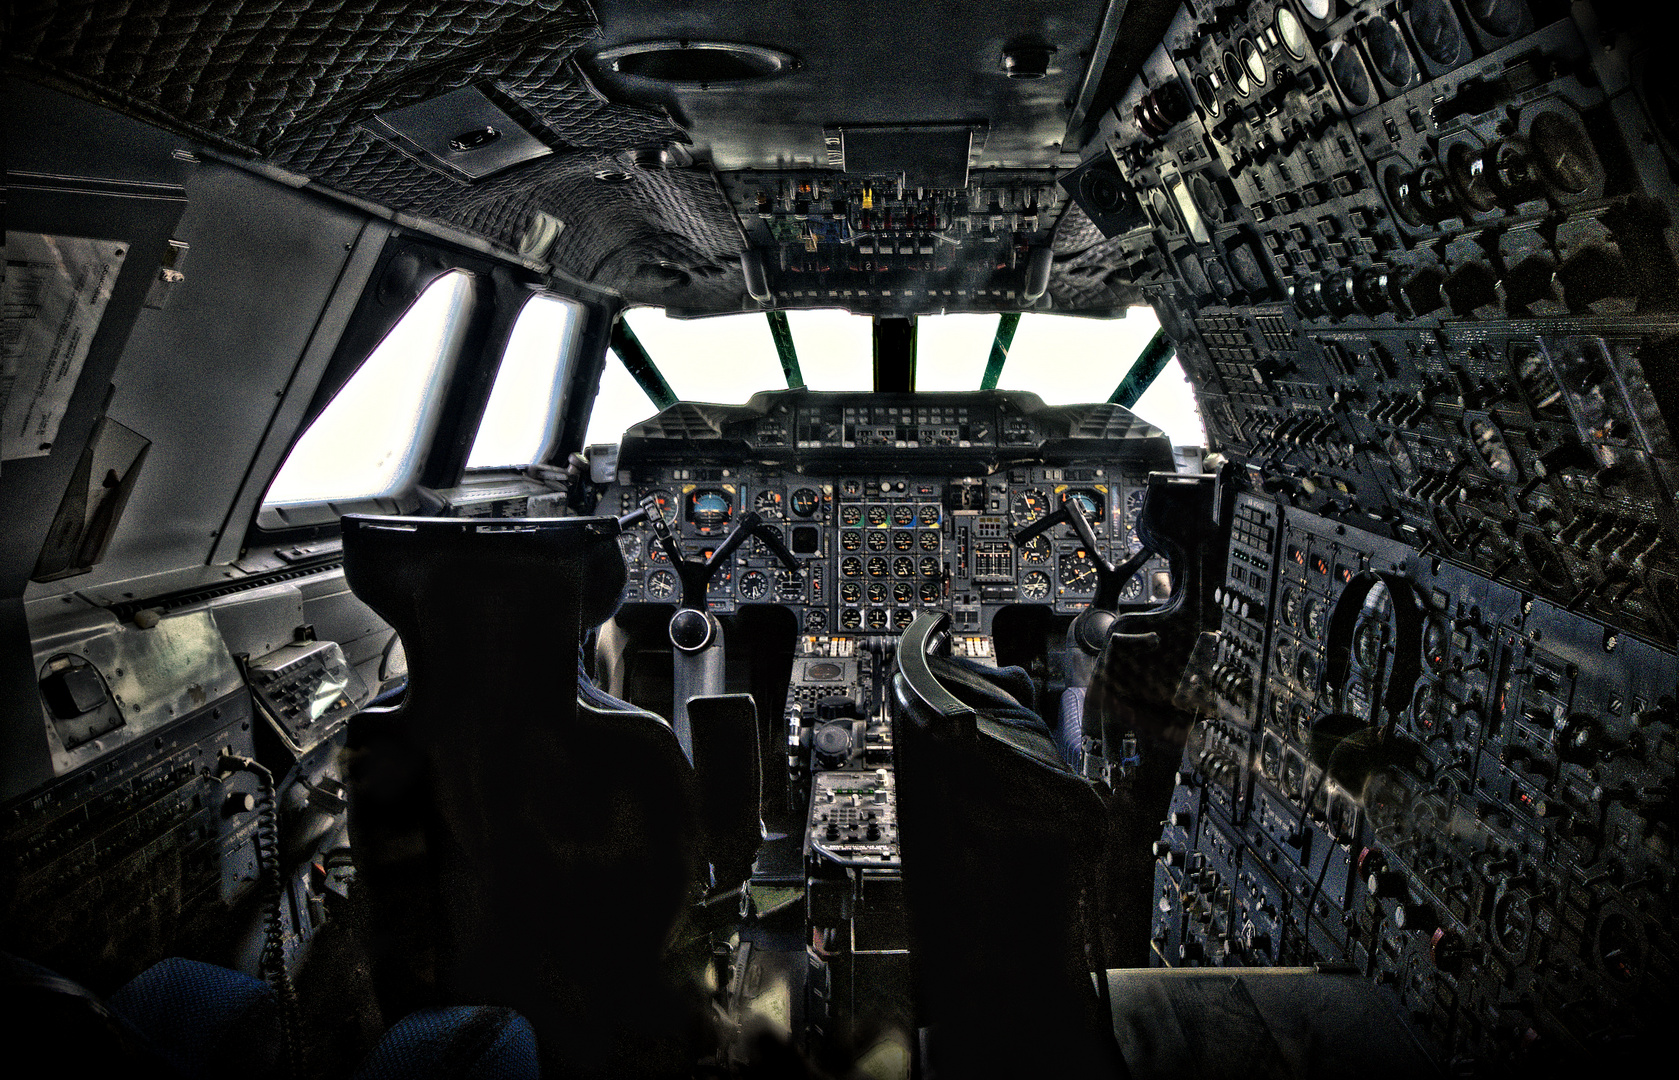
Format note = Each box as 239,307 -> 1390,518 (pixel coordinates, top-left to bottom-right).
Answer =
890,612 -> 1118,1078
339,516 -> 698,1074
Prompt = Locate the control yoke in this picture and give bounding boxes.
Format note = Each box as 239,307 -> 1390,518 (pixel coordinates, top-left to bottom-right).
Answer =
620,492 -> 802,614
1012,496 -> 1159,656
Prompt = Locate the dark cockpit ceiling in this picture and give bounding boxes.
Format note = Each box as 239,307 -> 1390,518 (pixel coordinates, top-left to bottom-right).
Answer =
7,0 -> 1179,318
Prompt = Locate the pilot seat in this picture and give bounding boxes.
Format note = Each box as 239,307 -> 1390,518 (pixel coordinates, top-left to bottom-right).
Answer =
339,514 -> 759,1078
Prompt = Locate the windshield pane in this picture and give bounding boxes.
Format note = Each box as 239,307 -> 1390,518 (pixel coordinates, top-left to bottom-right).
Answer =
584,348 -> 658,447
785,310 -> 874,390
467,294 -> 583,468
913,313 -> 999,392
264,271 -> 471,506
992,310 -> 1162,404
1131,357 -> 1205,447
623,308 -> 784,403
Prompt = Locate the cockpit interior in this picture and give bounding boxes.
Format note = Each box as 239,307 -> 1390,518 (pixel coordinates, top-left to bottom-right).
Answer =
4,1 -> 1675,1076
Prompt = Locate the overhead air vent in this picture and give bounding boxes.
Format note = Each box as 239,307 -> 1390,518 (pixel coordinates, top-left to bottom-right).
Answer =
362,87 -> 552,183
594,41 -> 798,87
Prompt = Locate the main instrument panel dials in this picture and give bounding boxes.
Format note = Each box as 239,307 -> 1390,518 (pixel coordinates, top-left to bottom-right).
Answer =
841,556 -> 863,577
892,530 -> 914,551
840,505 -> 863,527
867,582 -> 888,604
1061,489 -> 1105,523
1059,549 -> 1098,591
1119,574 -> 1145,601
1019,536 -> 1050,565
646,569 -> 677,599
919,531 -> 940,551
918,505 -> 940,527
841,530 -> 862,551
892,504 -> 916,527
648,535 -> 670,562
739,570 -> 769,600
1012,488 -> 1049,522
1021,571 -> 1051,600
841,582 -> 862,604
866,505 -> 890,527
1304,597 -> 1327,639
686,489 -> 733,534
754,490 -> 783,516
892,556 -> 915,578
892,582 -> 915,605
919,556 -> 940,578
789,487 -> 821,517
919,582 -> 942,604
867,530 -> 888,551
840,609 -> 862,629
867,556 -> 889,578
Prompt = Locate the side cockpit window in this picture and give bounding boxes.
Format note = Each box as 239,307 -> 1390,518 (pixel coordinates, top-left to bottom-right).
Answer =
263,271 -> 473,509
466,294 -> 584,470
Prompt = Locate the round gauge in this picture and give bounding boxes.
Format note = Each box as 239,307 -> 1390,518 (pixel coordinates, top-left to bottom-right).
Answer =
1059,549 -> 1098,591
841,582 -> 862,604
840,608 -> 862,630
1354,615 -> 1387,670
841,556 -> 863,578
1364,18 -> 1413,88
1124,526 -> 1143,554
1469,417 -> 1517,480
893,531 -> 914,551
647,535 -> 670,563
1276,6 -> 1308,58
866,505 -> 890,527
646,569 -> 677,600
1119,574 -> 1145,601
1063,489 -> 1104,523
1423,619 -> 1448,671
1345,676 -> 1373,720
1019,536 -> 1051,565
1224,51 -> 1251,97
739,570 -> 769,600
866,556 -> 889,578
1301,0 -> 1334,21
892,556 -> 915,578
1530,112 -> 1597,195
1021,571 -> 1051,600
867,608 -> 890,630
776,568 -> 800,593
1241,38 -> 1267,86
892,581 -> 915,605
790,487 -> 821,517
841,530 -> 862,551
804,608 -> 827,632
893,608 -> 915,629
1295,649 -> 1319,690
1282,588 -> 1301,626
687,489 -> 733,534
1012,488 -> 1049,523
1411,682 -> 1438,734
840,505 -> 863,527
1260,734 -> 1282,780
920,582 -> 943,605
754,490 -> 783,516
892,504 -> 916,527
1125,488 -> 1146,522
753,525 -> 784,557
1326,40 -> 1371,108
867,582 -> 888,605
920,556 -> 941,578
1304,597 -> 1327,639
1282,752 -> 1305,800
1194,75 -> 1221,118
918,504 -> 941,527
920,530 -> 941,552
867,530 -> 889,551
642,489 -> 674,518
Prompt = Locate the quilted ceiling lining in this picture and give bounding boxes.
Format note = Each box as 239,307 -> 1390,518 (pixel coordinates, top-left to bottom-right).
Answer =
7,0 -> 743,308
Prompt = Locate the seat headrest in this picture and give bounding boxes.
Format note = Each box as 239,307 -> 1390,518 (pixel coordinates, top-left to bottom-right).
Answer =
341,515 -> 627,632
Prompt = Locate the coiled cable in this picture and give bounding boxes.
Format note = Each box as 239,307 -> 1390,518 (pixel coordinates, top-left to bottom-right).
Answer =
222,754 -> 302,1075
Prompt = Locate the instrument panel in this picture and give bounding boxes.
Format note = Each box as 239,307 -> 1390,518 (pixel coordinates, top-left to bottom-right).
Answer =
605,466 -> 1174,634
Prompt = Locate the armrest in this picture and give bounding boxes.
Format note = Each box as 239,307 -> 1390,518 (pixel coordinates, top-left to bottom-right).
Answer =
687,694 -> 762,889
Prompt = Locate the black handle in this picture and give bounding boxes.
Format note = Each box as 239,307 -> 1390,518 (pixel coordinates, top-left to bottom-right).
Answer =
893,611 -> 978,736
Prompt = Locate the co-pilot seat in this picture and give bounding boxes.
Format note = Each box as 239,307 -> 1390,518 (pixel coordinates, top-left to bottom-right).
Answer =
891,611 -> 1126,1079
340,515 -> 704,1079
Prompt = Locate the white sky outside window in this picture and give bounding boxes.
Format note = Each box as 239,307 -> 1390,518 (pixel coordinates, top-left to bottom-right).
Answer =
467,294 -> 583,468
784,310 -> 874,390
584,348 -> 658,447
914,313 -> 1000,391
992,310 -> 1160,403
1131,357 -> 1206,448
264,271 -> 471,506
622,308 -> 783,402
